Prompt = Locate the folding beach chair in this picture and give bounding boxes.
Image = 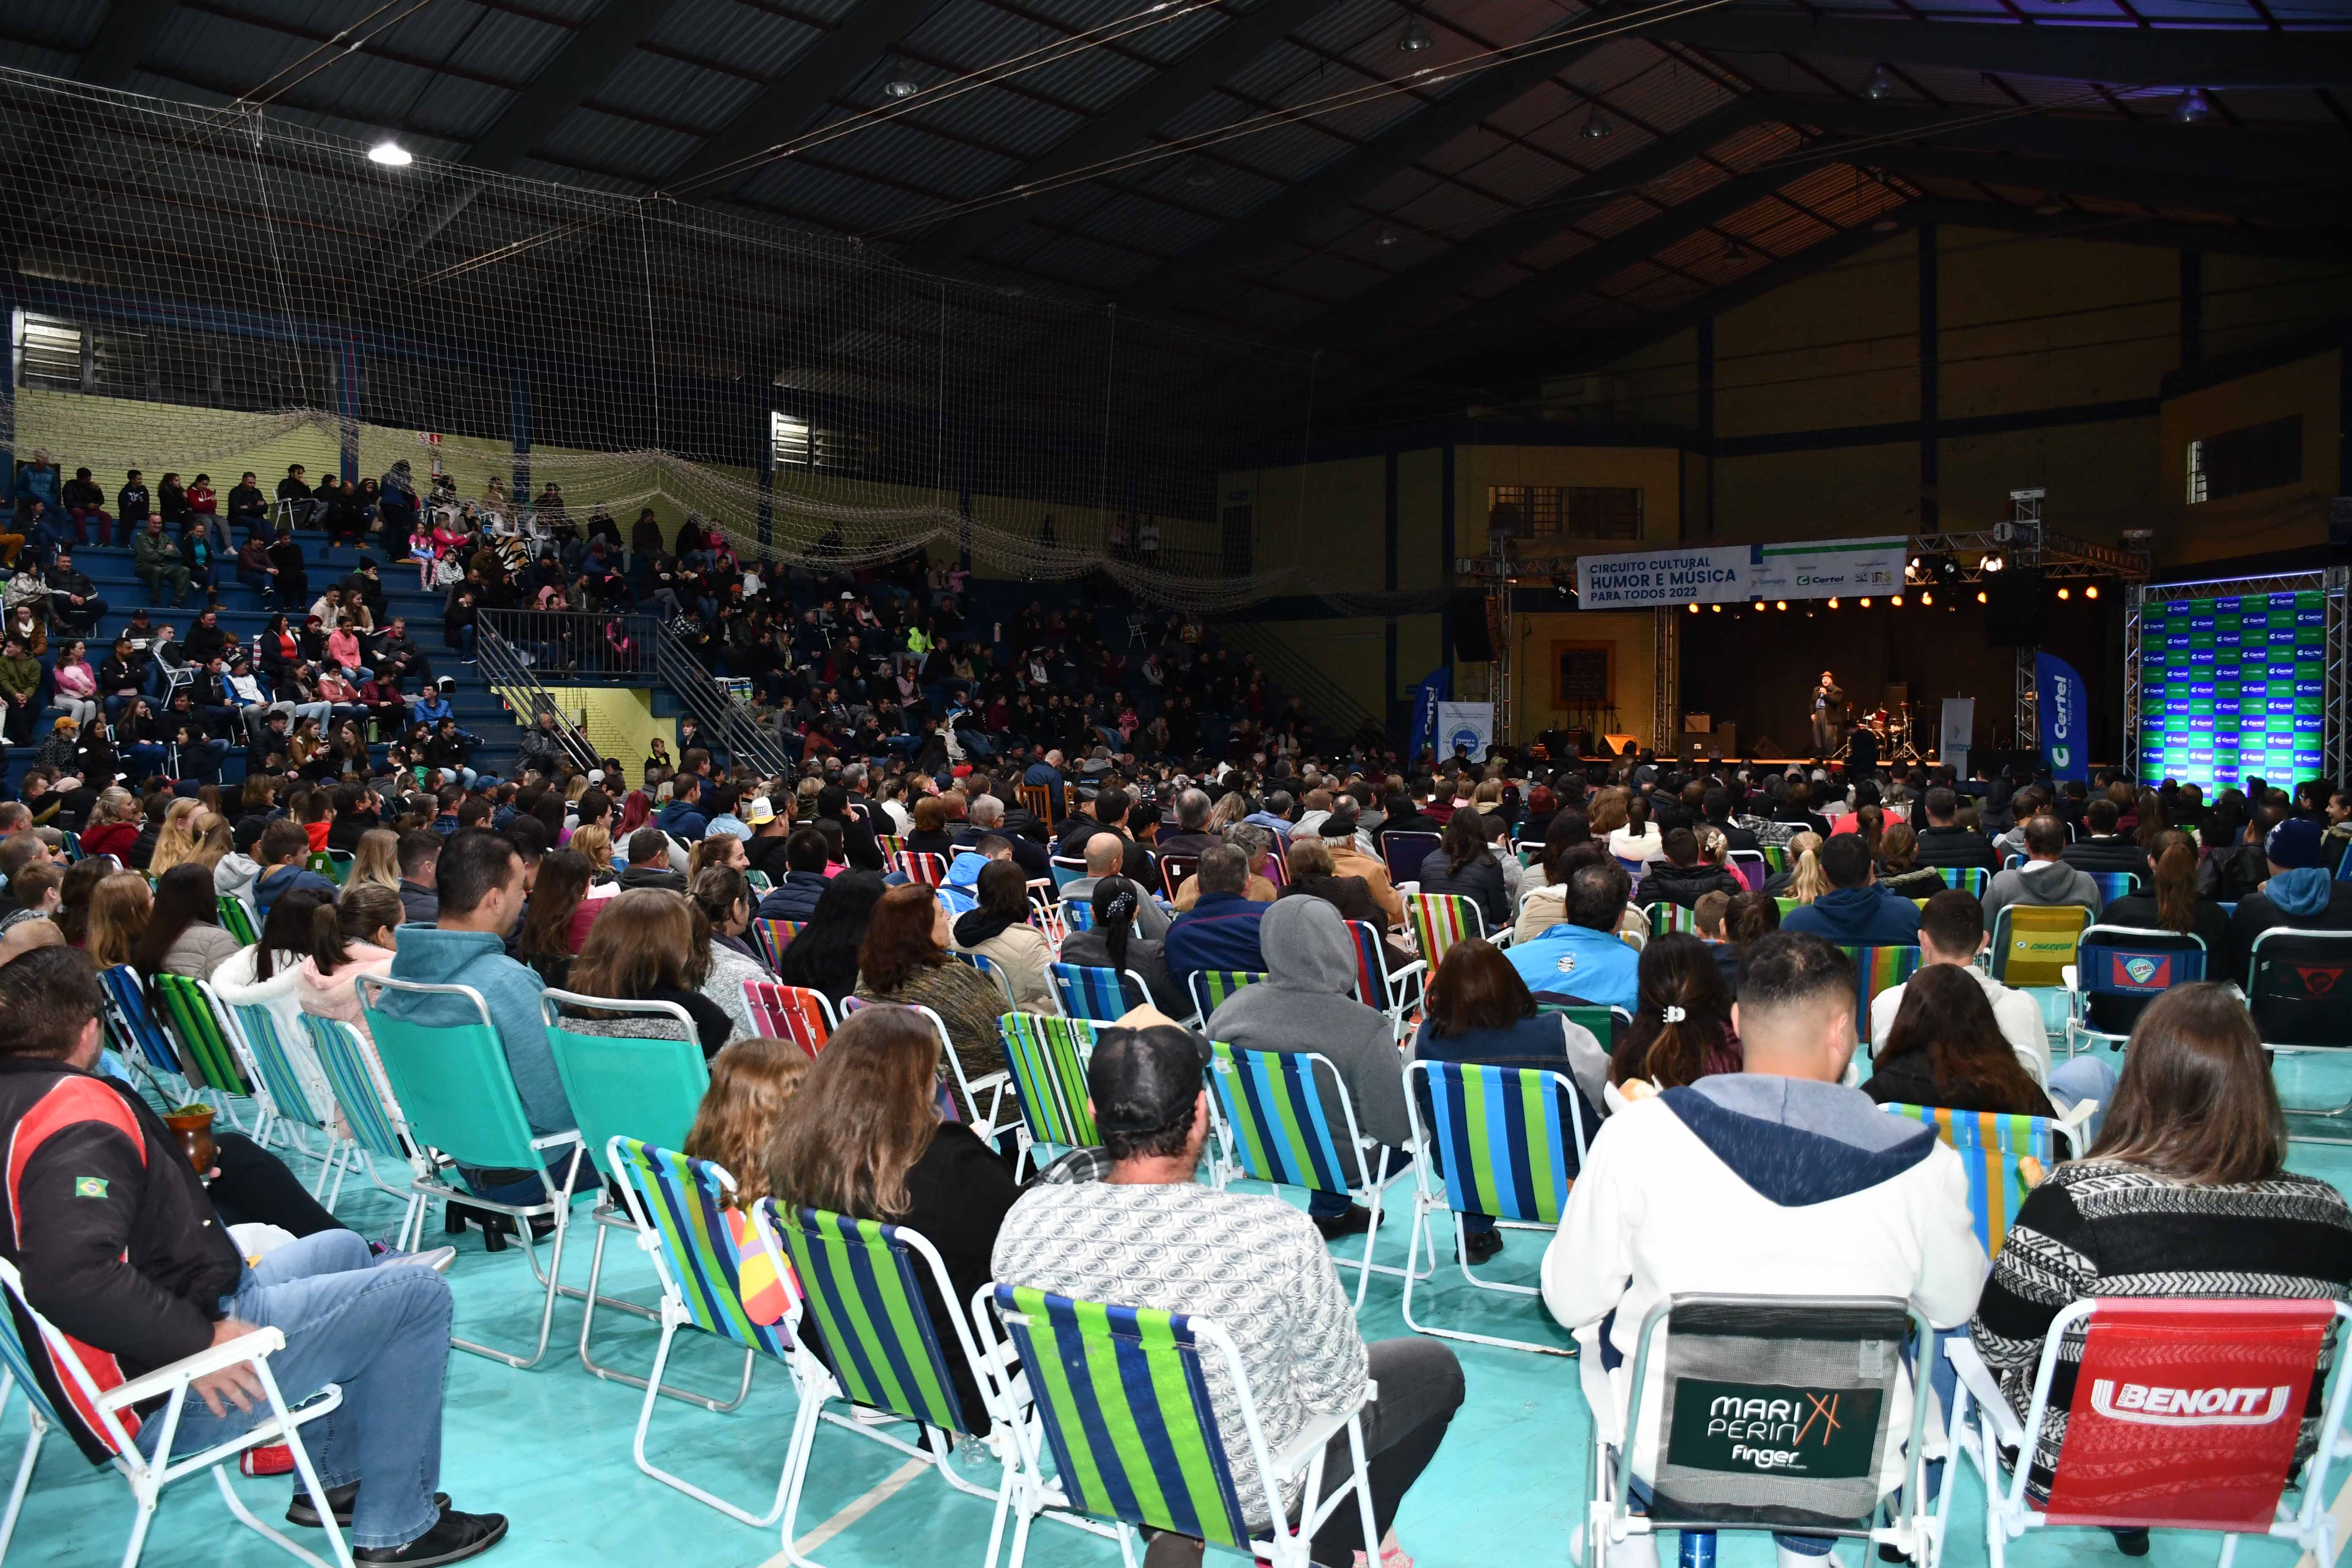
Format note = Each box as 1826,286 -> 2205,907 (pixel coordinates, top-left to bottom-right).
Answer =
751,919 -> 806,969
1403,892 -> 1486,968
297,1014 -> 436,1246
218,993 -> 338,1176
1382,830 -> 1440,887
1345,920 -> 1424,1039
215,893 -> 259,945
888,849 -> 947,886
305,849 -> 353,886
2247,928 -> 2352,1141
1989,904 -> 2090,990
995,1013 -> 1098,1178
743,979 -> 838,1057
95,964 -> 188,1105
147,970 -> 252,1122
1726,850 -> 1767,891
1877,1102 -> 2093,1258
1048,961 -> 1148,1023
1402,1059 -> 1595,1355
2062,926 -> 2206,1053
2082,869 -> 2139,905
1157,854 -> 1199,903
1187,968 -> 1269,1031
1647,902 -> 1698,939
953,949 -> 1020,1007
1936,867 -> 1990,897
1835,945 -> 1924,1042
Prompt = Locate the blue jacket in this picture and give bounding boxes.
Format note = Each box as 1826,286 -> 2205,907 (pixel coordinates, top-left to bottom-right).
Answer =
1164,892 -> 1269,999
754,869 -> 829,922
1506,923 -> 1641,1010
1022,761 -> 1064,814
252,864 -> 337,925
410,695 -> 452,725
1783,885 -> 1923,947
658,801 -> 708,841
380,925 -> 570,1136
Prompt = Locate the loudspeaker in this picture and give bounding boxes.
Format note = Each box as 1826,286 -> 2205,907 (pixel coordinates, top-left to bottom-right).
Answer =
1984,569 -> 2047,646
1449,588 -> 1495,661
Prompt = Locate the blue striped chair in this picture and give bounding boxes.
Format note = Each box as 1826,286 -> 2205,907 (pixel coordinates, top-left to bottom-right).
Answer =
1186,968 -> 1269,1030
1935,866 -> 1990,897
2084,869 -> 2140,905
996,1013 -> 1098,1177
95,965 -> 187,1105
984,1285 -> 1376,1568
1878,1102 -> 2089,1257
756,1203 -> 1026,1565
1401,1060 -> 1592,1355
219,994 -> 337,1174
953,949 -> 1018,1007
607,1140 -> 805,1524
1206,1040 -> 1413,1311
1049,961 -> 1145,1022
299,1013 -> 433,1242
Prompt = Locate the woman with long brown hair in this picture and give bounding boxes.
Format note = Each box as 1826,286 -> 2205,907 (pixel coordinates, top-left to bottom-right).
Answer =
2103,827 -> 2239,987
519,848 -> 594,987
1873,821 -> 1942,899
682,1037 -> 809,1207
84,871 -> 152,971
562,886 -> 734,1056
1863,965 -> 2057,1115
1608,933 -> 1740,1093
1970,984 -> 2352,1523
765,1004 -> 1018,1430
852,882 -> 1006,1107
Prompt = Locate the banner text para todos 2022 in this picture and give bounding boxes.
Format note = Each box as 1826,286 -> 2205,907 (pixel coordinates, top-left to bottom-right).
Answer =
1574,537 -> 1910,609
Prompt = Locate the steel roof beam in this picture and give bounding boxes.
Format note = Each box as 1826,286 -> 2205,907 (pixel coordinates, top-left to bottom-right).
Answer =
1846,142 -> 2342,221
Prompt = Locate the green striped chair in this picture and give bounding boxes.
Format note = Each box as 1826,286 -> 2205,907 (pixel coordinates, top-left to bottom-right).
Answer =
1401,1060 -> 1591,1356
607,1140 -> 805,1524
1403,892 -> 1485,967
985,1285 -> 1377,1568
757,1203 -> 1024,1566
1835,945 -> 1924,1041
1935,866 -> 1990,897
1185,969 -> 1269,1031
1878,1102 -> 2090,1258
147,972 -> 251,1119
1645,902 -> 1698,939
996,1013 -> 1098,1178
1535,1001 -> 1633,1052
1205,1040 -> 1410,1312
215,893 -> 258,946
305,849 -> 354,885
299,1013 -> 433,1244
1761,843 -> 1791,876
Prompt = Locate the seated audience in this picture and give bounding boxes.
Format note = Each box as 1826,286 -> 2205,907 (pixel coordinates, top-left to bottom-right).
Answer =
765,1005 -> 1018,1431
2197,795 -> 2269,903
296,882 -> 405,1045
1163,844 -> 1270,1002
253,819 -> 338,925
1865,965 -> 2088,1119
1416,813 -> 1509,932
1544,933 -> 1986,1568
949,858 -> 1054,1013
1171,823 -> 1277,909
1781,833 -> 1922,946
397,830 -> 441,925
681,1037 -> 810,1203
1320,810 -> 1405,928
515,849 -> 593,988
128,863 -> 243,980
772,870 -> 885,1006
2094,829 -> 2240,992
563,887 -> 736,1058
754,828 -> 832,922
852,882 -> 1009,1113
1057,876 -> 1185,1017
691,866 -> 773,1039
85,871 -> 153,972
1607,932 -> 1740,1094
2059,798 -> 2148,879
2232,817 -> 2352,949
617,827 -> 689,893
1064,830 -> 1172,939
1907,787 -> 2000,872
1760,830 -> 1826,902
1606,793 -> 1663,866
1872,823 -> 1943,900
991,1023 -> 1462,1568
1982,815 -> 2102,933
1635,828 -> 1742,910
1507,861 -> 1641,1010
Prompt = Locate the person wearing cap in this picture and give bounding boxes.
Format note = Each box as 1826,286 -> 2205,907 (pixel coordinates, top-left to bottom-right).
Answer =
992,1022 -> 1463,1568
738,794 -> 793,879
2231,816 -> 2352,949
1318,809 -> 1405,928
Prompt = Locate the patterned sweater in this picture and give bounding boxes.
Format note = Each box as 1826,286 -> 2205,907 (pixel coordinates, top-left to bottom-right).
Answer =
991,1179 -> 1367,1518
1970,1158 -> 2352,1495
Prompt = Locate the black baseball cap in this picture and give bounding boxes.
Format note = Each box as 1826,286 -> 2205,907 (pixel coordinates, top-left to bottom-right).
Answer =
1086,1025 -> 1211,1140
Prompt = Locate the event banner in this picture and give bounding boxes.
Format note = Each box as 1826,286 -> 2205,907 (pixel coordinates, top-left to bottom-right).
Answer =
1940,697 -> 1975,777
1574,537 -> 1909,608
1435,701 -> 1494,761
2138,591 -> 2326,792
2036,651 -> 2090,783
1406,667 -> 1451,760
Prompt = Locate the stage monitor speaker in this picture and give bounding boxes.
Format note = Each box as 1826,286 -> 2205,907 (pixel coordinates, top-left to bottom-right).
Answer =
1984,569 -> 2047,646
1448,589 -> 1495,662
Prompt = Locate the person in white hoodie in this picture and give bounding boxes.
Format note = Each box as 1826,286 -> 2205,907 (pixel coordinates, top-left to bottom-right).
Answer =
1541,930 -> 1986,1568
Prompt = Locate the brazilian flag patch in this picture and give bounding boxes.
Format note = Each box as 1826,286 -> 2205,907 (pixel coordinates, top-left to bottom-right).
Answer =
74,1177 -> 109,1199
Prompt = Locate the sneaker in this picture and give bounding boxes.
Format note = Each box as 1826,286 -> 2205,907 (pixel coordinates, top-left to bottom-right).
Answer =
1312,1205 -> 1373,1240
241,1442 -> 295,1477
1463,1228 -> 1503,1265
289,1484 -> 451,1529
353,1508 -> 509,1566
2110,1529 -> 2151,1557
1353,1548 -> 1413,1568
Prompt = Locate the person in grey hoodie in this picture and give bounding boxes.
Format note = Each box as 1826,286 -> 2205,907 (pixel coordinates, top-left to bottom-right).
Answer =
1980,814 -> 2101,934
1205,896 -> 1410,1240
374,829 -> 579,1216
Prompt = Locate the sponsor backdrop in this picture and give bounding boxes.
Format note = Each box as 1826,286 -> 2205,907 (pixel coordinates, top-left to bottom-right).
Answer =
2137,591 -> 2326,791
1939,697 -> 1974,779
2034,651 -> 2091,784
1575,537 -> 1908,610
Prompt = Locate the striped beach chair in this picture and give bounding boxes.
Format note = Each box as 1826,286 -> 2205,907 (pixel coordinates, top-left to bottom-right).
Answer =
219,994 -> 335,1171
95,965 -> 187,1103
952,949 -> 1018,1007
743,980 -> 837,1057
1645,901 -> 1698,939
1061,899 -> 1095,934
1049,962 -> 1146,1022
1836,945 -> 1924,1040
1345,920 -> 1424,1039
751,919 -> 806,969
1404,892 -> 1485,967
983,1285 -> 1375,1568
147,971 -> 251,1115
1935,866 -> 1990,897
1878,1102 -> 2089,1256
2084,869 -> 2140,905
888,848 -> 947,886
1402,1060 -> 1592,1355
299,1013 -> 433,1239
996,1013 -> 1098,1177
874,833 -> 906,858
1205,1040 -> 1410,1311
1760,843 -> 1790,876
607,1141 -> 805,1524
1186,968 -> 1269,1030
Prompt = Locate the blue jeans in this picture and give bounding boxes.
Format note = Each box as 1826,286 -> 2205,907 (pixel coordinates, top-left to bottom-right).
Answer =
2047,1055 -> 2118,1140
454,624 -> 476,660
134,1229 -> 452,1551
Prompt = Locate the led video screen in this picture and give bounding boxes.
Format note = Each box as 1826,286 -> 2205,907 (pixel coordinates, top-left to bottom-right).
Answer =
2141,590 -> 2325,790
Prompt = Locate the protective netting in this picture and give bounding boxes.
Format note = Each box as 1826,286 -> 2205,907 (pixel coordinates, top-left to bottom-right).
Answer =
0,69 -> 1320,611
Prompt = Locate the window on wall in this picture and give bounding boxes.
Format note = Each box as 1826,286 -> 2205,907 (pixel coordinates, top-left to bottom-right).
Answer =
1488,485 -> 1643,540
2186,416 -> 2300,504
770,409 -> 871,474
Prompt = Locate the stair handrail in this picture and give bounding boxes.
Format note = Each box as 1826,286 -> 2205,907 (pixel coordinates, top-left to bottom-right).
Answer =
651,624 -> 794,781
475,622 -> 600,774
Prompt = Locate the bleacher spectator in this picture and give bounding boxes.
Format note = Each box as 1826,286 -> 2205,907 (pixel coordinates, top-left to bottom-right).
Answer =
1544,932 -> 1984,1568
1162,844 -> 1268,1002
564,888 -> 735,1058
2231,817 -> 2352,947
1970,983 -> 2352,1524
991,1022 -> 1462,1568
44,548 -> 107,636
1780,833 -> 1920,946
1608,932 -> 1740,1093
1508,861 -> 1641,1010
1416,813 -> 1509,931
852,883 -> 1007,1108
61,466 -> 113,544
1982,814 -> 2101,934
1635,827 -> 1742,910
133,515 -> 192,607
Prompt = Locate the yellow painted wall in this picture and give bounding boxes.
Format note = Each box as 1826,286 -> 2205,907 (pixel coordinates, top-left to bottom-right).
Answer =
1231,458 -> 1388,593
510,685 -> 675,781
1509,611 -> 1659,749
1714,231 -> 1921,439
2158,348 -> 2343,566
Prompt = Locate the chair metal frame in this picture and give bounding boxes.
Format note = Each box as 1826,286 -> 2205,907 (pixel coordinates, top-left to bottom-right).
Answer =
1400,1058 -> 1589,1356
2244,927 -> 2352,1140
2059,925 -> 2208,1056
215,990 -> 342,1187
1343,920 -> 1424,1041
295,1014 -> 437,1250
953,949 -> 1021,1009
0,1256 -> 354,1568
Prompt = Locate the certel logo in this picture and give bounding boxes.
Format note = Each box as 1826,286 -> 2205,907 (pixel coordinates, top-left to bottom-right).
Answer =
1706,1392 -> 1847,1472
2089,1380 -> 2293,1426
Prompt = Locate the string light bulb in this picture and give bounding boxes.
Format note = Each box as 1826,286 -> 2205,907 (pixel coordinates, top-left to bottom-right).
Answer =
1711,603 -> 1722,612
1753,601 -> 1766,612
1687,602 -> 1699,613
1921,590 -> 1933,606
1890,593 -> 1903,607
1977,591 -> 1988,604
1775,600 -> 1788,611
1859,596 -> 1872,608
2085,583 -> 2099,599
2057,587 -> 2070,600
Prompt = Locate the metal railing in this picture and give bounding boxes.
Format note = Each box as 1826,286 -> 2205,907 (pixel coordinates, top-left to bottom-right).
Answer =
653,624 -> 795,781
1206,620 -> 1383,742
478,609 -> 660,681
475,622 -> 600,774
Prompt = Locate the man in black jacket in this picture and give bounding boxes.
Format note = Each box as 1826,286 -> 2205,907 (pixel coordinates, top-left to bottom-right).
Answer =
2060,799 -> 2149,879
0,947 -> 506,1564
43,548 -> 108,634
1636,828 -> 1745,909
226,471 -> 269,539
1908,787 -> 2002,872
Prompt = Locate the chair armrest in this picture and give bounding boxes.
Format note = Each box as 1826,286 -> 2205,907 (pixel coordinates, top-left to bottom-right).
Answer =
1489,930 -> 1514,950
1269,1379 -> 1378,1478
1944,1337 -> 2026,1450
99,1325 -> 290,1411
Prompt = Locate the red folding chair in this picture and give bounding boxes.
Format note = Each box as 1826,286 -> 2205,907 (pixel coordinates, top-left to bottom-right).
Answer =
741,980 -> 838,1059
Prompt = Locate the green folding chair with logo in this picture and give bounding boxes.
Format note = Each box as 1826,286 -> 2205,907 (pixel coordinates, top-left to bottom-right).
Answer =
305,849 -> 353,885
359,974 -> 591,1369
980,1283 -> 1375,1568
996,1013 -> 1098,1179
147,971 -> 253,1128
541,990 -> 714,1394
298,1013 -> 437,1251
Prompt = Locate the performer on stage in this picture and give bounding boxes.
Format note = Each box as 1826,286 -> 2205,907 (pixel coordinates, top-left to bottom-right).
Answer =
1811,670 -> 1845,757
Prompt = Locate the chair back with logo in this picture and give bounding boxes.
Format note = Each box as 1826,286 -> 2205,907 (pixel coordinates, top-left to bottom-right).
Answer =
751,919 -> 806,969
1383,831 -> 1440,887
1990,904 -> 2090,988
2074,926 -> 2206,1037
1878,1103 -> 2068,1257
1835,946 -> 1923,1039
607,1140 -> 798,1360
1206,1040 -> 1360,1198
888,849 -> 947,887
96,965 -> 184,1089
1407,1061 -> 1590,1225
997,1013 -> 1098,1156
1647,902 -> 1698,939
149,972 -> 250,1098
1936,867 -> 1990,896
1187,969 -> 1269,1028
1062,899 -> 1096,934
1404,893 -> 1484,966
1158,855 -> 1199,903
1050,962 -> 1144,1022
764,1205 -> 974,1433
1618,1296 -> 1927,1535
991,1285 -> 1253,1549
542,991 -> 710,1178
215,894 -> 258,945
742,980 -> 837,1057
2247,928 -> 2352,1048
359,976 -> 546,1173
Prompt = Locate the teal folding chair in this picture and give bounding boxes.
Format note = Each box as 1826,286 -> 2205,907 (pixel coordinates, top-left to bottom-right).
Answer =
1205,1040 -> 1417,1311
1401,1059 -> 1593,1355
218,994 -> 338,1178
305,849 -> 353,886
981,1284 -> 1376,1568
540,990 -> 712,1393
297,1014 -> 435,1245
358,974 -> 591,1369
1186,968 -> 1269,1031
754,1203 -> 1029,1568
607,1140 -> 808,1524
995,1013 -> 1098,1178
1048,961 -> 1146,1022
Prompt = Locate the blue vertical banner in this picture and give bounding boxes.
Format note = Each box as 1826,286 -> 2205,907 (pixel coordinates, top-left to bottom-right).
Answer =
2035,651 -> 2089,783
1407,667 -> 1451,762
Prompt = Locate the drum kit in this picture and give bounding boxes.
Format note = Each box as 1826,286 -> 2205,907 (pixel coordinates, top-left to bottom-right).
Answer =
1841,699 -> 1924,762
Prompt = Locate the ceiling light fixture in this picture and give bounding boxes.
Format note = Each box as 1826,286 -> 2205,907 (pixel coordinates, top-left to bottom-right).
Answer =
1722,237 -> 1745,261
1976,590 -> 1989,604
1582,109 -> 1612,141
1397,19 -> 1434,52
1870,218 -> 1901,233
2085,583 -> 2099,599
1862,63 -> 1897,100
1982,551 -> 2006,573
367,139 -> 412,167
883,70 -> 920,99
1375,228 -> 1401,248
2173,86 -> 2212,124
1184,166 -> 1217,188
